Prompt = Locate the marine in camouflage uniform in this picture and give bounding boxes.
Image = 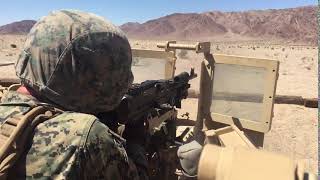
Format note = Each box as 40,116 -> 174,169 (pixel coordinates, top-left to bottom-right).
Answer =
0,10 -> 145,179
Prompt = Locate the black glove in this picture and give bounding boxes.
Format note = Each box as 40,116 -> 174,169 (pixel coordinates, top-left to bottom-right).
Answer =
122,119 -> 148,146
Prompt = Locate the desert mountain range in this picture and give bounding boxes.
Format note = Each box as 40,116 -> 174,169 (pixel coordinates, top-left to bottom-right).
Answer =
121,6 -> 317,45
0,20 -> 36,35
0,6 -> 317,45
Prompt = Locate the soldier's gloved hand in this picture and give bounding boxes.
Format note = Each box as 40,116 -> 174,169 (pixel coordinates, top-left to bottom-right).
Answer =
122,121 -> 149,179
122,120 -> 148,146
177,140 -> 203,177
126,143 -> 149,180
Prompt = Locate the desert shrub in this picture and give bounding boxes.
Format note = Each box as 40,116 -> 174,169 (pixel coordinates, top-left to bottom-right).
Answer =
10,44 -> 17,48
132,57 -> 140,66
178,50 -> 188,59
282,48 -> 285,52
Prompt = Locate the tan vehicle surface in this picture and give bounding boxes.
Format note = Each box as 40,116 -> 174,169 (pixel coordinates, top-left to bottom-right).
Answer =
131,41 -> 317,180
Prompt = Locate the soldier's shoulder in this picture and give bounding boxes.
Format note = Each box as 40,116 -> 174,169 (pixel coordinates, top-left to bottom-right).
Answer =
39,111 -> 100,140
49,111 -> 98,125
34,111 -> 99,147
39,111 -> 115,148
22,112 -> 106,178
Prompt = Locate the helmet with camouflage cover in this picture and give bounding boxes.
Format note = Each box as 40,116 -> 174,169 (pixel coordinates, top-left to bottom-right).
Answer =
15,10 -> 133,113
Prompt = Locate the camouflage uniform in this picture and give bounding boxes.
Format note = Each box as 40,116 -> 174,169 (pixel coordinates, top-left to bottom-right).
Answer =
1,91 -> 138,179
0,10 -> 143,179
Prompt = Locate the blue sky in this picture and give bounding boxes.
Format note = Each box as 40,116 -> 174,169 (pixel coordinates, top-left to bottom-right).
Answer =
0,0 -> 317,26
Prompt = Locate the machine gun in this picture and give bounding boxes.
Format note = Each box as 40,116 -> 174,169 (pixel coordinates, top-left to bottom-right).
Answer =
97,69 -> 196,180
103,68 -> 197,125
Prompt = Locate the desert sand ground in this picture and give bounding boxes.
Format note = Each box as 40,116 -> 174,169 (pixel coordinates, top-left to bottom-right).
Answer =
0,36 -> 318,172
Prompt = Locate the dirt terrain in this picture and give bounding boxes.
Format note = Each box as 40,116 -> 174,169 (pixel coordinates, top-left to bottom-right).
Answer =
0,35 -> 318,173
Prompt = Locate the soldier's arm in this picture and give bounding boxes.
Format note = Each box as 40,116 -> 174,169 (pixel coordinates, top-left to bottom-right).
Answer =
79,120 -> 139,180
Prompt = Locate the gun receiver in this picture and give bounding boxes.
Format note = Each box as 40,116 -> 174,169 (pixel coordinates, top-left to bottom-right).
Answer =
115,69 -> 197,124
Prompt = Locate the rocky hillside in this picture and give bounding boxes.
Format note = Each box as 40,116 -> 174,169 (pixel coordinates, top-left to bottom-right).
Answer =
0,6 -> 317,45
121,6 -> 317,45
0,20 -> 36,35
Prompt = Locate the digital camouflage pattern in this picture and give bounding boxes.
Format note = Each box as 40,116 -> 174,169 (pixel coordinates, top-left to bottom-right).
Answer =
0,90 -> 139,179
15,10 -> 134,114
